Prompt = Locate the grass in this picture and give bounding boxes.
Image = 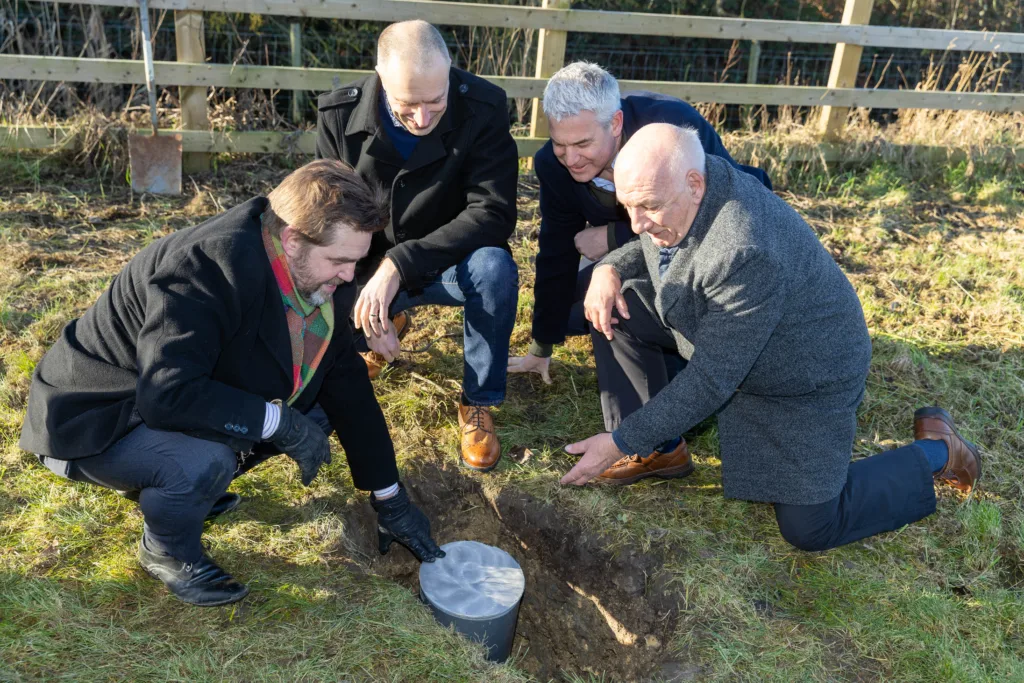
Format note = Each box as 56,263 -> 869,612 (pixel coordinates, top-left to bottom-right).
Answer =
1,131 -> 1023,681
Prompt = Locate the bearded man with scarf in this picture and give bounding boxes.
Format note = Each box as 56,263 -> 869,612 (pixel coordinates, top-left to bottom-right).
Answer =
20,160 -> 444,606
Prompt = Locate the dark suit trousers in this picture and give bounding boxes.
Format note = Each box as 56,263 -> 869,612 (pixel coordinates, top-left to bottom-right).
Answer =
591,290 -> 937,551
39,407 -> 332,562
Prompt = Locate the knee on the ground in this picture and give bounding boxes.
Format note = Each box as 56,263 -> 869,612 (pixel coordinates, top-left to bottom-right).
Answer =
775,511 -> 838,552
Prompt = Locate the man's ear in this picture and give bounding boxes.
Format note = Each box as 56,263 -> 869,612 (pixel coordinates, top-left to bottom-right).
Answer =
280,226 -> 302,260
609,109 -> 624,138
686,169 -> 706,205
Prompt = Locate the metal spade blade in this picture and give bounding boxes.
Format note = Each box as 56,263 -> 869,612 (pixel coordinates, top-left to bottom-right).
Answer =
128,0 -> 181,195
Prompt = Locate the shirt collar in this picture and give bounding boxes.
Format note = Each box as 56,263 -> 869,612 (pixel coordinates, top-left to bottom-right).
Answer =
379,88 -> 406,130
591,155 -> 617,191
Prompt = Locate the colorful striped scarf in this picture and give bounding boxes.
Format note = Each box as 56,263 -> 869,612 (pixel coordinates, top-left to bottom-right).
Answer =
261,222 -> 334,405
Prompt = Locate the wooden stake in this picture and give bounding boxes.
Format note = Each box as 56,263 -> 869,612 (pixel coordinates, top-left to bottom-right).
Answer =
818,0 -> 876,141
290,22 -> 304,123
528,0 -> 571,145
174,9 -> 210,173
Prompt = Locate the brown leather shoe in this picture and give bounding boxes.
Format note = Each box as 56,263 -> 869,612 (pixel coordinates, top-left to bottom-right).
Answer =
596,440 -> 694,486
458,402 -> 501,472
914,406 -> 982,493
361,311 -> 411,380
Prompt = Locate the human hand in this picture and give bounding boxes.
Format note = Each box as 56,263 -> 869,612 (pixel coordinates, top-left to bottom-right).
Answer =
507,353 -> 552,384
366,327 -> 400,363
354,258 -> 400,337
560,433 -> 626,486
372,484 -> 446,562
583,264 -> 629,341
574,225 -> 610,261
269,400 -> 332,486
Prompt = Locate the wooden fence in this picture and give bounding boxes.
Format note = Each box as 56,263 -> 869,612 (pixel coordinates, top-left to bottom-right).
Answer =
2,0 -> 1024,170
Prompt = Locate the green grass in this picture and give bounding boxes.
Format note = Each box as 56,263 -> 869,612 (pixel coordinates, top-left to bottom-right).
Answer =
1,148 -> 1023,681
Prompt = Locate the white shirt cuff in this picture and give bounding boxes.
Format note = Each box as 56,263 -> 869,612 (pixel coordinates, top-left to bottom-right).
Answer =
262,402 -> 281,440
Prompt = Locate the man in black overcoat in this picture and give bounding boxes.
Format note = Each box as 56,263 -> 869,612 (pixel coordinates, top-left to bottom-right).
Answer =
20,160 -> 445,606
316,20 -> 519,473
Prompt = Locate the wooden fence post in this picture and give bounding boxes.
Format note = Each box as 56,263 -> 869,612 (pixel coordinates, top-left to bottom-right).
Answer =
818,0 -> 875,140
290,22 -> 304,123
174,10 -> 210,173
746,40 -> 761,85
528,0 -> 571,144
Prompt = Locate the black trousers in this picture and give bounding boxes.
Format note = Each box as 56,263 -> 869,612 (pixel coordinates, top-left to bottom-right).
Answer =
590,290 -> 937,551
565,262 -> 596,338
40,406 -> 332,562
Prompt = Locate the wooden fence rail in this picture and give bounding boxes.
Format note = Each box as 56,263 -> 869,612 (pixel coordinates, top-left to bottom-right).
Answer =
4,55 -> 1023,112
55,0 -> 1024,53
3,0 -> 1023,164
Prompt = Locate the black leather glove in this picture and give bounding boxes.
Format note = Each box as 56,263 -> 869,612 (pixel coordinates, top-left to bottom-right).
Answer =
371,484 -> 446,563
268,400 -> 332,486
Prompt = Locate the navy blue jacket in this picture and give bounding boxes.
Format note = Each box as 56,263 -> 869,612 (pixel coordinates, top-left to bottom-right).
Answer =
531,92 -> 772,347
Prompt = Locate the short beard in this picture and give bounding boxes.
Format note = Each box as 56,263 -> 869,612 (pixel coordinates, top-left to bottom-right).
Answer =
305,288 -> 329,307
288,245 -> 331,306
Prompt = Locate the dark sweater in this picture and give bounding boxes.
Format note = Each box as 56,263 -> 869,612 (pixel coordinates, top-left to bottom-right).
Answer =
530,92 -> 772,347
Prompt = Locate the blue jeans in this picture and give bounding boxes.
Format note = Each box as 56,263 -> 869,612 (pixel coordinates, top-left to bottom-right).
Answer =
39,407 -> 332,562
362,247 -> 519,406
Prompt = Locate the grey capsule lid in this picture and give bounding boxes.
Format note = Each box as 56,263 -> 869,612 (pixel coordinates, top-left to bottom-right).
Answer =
419,541 -> 525,621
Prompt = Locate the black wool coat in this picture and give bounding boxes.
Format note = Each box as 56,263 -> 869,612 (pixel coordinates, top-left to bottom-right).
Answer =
19,198 -> 400,491
315,68 -> 519,291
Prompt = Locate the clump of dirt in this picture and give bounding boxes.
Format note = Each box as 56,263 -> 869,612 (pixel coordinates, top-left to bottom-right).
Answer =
330,462 -> 692,681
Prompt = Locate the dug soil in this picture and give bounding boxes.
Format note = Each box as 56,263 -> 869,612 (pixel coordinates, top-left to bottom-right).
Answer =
330,461 -> 696,682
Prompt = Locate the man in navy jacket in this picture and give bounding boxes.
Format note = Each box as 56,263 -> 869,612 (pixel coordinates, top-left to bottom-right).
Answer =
508,62 -> 771,481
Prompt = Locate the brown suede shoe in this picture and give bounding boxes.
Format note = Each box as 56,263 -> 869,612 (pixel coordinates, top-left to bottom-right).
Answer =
361,311 -> 411,380
914,406 -> 982,493
596,440 -> 694,486
458,402 -> 501,472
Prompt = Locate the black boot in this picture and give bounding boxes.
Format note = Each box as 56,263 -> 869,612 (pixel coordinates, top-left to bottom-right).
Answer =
138,536 -> 249,607
118,491 -> 242,523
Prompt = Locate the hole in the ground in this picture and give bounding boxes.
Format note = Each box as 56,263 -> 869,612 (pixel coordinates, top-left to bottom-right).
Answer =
330,463 -> 690,681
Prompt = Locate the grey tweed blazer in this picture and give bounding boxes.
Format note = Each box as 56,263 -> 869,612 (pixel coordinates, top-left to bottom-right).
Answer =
602,155 -> 872,505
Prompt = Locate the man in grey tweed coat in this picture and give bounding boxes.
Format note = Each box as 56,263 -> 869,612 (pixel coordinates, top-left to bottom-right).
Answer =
561,124 -> 981,550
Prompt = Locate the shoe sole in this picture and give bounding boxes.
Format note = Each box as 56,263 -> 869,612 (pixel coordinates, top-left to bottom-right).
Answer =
596,462 -> 696,487
139,564 -> 251,607
915,406 -> 983,491
461,457 -> 499,473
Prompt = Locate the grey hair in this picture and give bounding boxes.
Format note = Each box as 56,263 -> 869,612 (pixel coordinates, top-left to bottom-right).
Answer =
672,125 -> 707,178
542,61 -> 621,124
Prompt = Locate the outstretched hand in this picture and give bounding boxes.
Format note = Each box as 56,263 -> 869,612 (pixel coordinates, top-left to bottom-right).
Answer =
507,353 -> 552,384
560,432 -> 626,486
354,258 -> 400,337
372,484 -> 446,563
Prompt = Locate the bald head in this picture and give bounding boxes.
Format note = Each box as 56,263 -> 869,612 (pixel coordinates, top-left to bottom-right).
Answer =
617,123 -> 706,187
615,124 -> 707,248
375,21 -> 452,136
376,20 -> 451,73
